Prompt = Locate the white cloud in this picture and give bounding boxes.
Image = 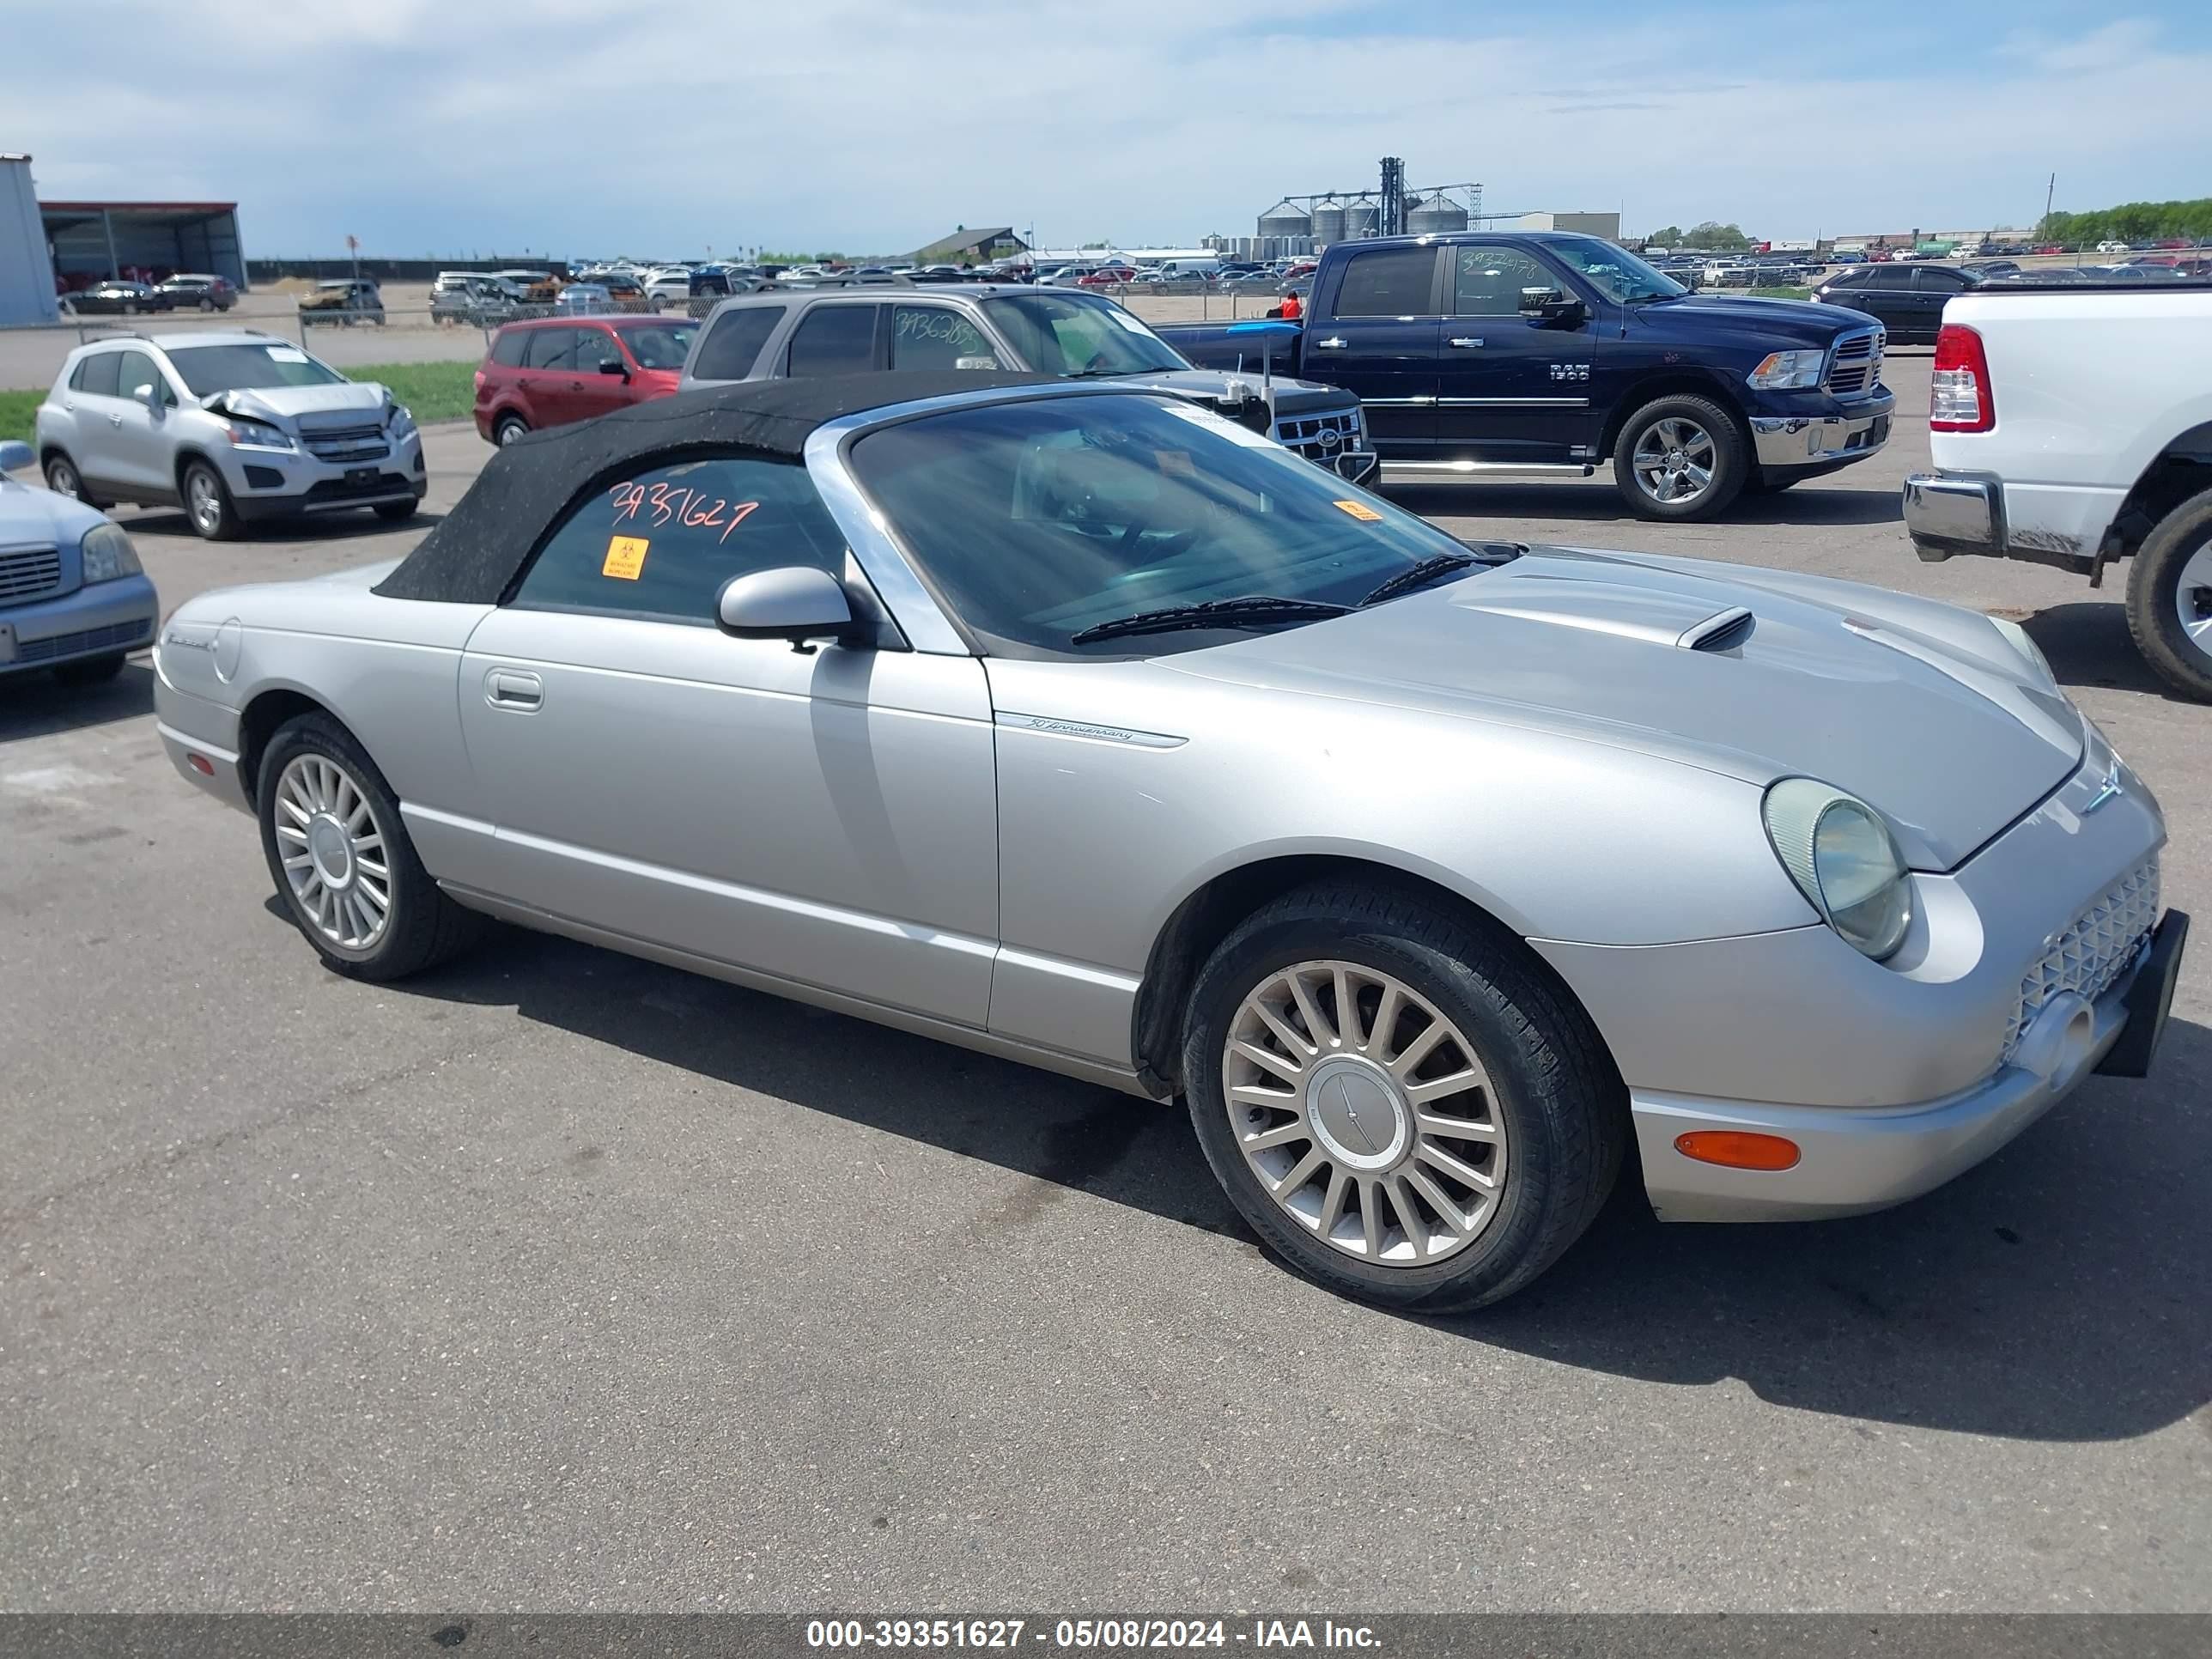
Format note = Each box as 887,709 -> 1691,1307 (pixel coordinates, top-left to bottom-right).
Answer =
7,6 -> 2207,253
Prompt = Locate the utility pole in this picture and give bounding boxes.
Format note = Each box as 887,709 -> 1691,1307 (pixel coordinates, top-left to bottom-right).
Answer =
2045,172 -> 2056,232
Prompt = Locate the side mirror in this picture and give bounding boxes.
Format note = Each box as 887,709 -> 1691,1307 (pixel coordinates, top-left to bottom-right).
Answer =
1518,286 -> 1583,322
133,382 -> 161,413
598,357 -> 628,377
0,439 -> 33,473
715,566 -> 863,652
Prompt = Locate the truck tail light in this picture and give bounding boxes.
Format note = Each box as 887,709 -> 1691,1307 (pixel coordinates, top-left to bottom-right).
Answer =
1929,324 -> 1994,433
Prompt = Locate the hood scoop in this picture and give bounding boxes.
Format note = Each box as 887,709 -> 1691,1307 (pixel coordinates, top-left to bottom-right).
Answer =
1449,571 -> 1756,653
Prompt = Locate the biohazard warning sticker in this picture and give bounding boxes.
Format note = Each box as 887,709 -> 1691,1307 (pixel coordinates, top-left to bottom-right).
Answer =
603,535 -> 649,579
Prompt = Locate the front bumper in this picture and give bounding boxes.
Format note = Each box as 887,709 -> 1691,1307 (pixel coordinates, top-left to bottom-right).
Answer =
1632,909 -> 2185,1221
1533,735 -> 2173,1221
218,431 -> 427,522
1747,389 -> 1896,472
0,574 -> 158,675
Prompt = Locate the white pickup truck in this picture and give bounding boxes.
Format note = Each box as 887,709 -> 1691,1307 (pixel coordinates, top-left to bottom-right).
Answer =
1902,285 -> 2212,699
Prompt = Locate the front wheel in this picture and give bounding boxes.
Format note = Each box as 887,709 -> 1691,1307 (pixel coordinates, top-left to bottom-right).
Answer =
1613,395 -> 1748,522
256,713 -> 481,981
2124,485 -> 2212,702
181,459 -> 240,540
1180,881 -> 1626,1312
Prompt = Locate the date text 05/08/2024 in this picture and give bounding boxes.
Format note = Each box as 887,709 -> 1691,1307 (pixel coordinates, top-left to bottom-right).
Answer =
805,1620 -> 1382,1650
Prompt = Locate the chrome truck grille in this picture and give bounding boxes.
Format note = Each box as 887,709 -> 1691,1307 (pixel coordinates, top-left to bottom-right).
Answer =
1825,329 -> 1884,397
2002,858 -> 2160,1060
1273,408 -> 1363,462
0,546 -> 64,602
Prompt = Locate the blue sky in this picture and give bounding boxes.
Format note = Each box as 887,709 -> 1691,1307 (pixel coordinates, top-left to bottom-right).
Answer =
10,2 -> 2209,258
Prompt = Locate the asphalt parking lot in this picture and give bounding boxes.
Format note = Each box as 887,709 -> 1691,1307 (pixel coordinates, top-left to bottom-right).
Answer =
3,357 -> 2208,1613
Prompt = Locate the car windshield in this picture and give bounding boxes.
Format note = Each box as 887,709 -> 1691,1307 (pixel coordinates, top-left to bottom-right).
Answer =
980,291 -> 1187,376
166,343 -> 348,397
1543,236 -> 1686,301
849,392 -> 1486,658
615,322 -> 696,368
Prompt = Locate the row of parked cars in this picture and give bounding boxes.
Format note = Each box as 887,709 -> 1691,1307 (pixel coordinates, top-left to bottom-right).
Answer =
62,275 -> 240,315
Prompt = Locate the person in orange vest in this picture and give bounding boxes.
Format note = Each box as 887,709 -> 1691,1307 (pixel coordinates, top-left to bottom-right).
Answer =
1279,289 -> 1303,320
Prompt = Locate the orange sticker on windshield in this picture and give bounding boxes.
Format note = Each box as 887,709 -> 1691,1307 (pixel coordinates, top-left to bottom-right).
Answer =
603,535 -> 648,580
1333,499 -> 1383,522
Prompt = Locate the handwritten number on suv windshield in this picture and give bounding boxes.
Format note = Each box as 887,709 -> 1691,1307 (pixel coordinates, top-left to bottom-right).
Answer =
609,479 -> 761,544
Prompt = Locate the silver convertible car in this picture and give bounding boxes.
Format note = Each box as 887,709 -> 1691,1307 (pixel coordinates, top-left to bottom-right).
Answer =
154,373 -> 2189,1310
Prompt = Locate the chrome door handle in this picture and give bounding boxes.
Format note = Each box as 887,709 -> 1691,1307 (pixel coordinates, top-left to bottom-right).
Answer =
485,668 -> 543,710
109,413 -> 124,425
1447,337 -> 1485,349
1313,336 -> 1347,349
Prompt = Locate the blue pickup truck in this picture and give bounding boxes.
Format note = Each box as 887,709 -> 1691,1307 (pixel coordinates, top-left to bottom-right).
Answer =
1155,232 -> 1896,521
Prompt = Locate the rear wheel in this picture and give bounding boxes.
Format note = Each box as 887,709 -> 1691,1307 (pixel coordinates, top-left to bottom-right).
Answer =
1613,394 -> 1747,522
198,297 -> 216,312
1181,881 -> 1626,1312
181,459 -> 241,541
256,713 -> 481,981
42,451 -> 101,507
493,413 -> 530,447
2124,485 -> 2212,702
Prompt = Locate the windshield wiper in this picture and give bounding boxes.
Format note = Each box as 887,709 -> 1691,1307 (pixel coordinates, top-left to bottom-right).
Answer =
1069,595 -> 1350,645
1358,553 -> 1477,607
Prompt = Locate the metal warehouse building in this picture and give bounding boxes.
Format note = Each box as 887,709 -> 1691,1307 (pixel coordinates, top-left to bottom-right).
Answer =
42,197 -> 247,290
0,155 -> 61,325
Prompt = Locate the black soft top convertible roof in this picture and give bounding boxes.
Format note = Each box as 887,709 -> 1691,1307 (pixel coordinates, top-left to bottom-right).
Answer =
374,370 -> 1058,605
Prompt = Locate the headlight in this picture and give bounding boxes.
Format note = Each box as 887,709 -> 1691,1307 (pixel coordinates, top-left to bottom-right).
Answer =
1989,615 -> 2053,682
1747,349 -> 1826,390
79,522 -> 142,583
1762,778 -> 1913,961
386,401 -> 416,440
224,418 -> 294,451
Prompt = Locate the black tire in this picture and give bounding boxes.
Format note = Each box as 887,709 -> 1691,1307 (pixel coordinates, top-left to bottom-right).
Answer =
493,413 -> 530,447
53,653 -> 125,685
1180,880 -> 1626,1313
256,712 -> 482,981
2124,485 -> 2212,702
373,498 -> 419,524
41,451 -> 104,508
180,458 -> 241,541
1612,393 -> 1749,522
198,298 -> 216,312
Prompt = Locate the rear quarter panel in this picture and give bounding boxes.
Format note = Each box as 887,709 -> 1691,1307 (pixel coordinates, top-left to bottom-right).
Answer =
1935,291 -> 2212,493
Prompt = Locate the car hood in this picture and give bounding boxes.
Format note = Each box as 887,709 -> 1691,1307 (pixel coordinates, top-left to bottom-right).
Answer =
1638,293 -> 1869,346
1165,547 -> 2083,870
203,381 -> 389,423
0,477 -> 107,547
1109,367 -> 1354,416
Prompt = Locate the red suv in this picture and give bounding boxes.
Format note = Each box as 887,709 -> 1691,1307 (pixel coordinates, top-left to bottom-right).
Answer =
475,314 -> 699,445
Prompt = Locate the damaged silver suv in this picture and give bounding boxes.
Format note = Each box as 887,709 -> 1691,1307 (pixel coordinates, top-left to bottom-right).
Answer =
33,331 -> 427,540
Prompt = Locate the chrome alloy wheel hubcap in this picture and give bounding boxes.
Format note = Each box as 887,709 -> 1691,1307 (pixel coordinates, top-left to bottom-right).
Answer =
2174,542 -> 2212,667
275,755 -> 391,950
1632,417 -> 1717,504
188,471 -> 222,532
1223,961 -> 1508,1266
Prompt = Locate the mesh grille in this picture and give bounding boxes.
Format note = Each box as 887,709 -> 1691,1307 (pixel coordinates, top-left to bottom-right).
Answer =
2002,858 -> 2160,1059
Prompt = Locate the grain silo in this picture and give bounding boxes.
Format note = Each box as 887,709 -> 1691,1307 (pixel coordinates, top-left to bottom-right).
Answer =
1256,199 -> 1310,244
1310,198 -> 1347,246
1407,191 -> 1470,235
1341,198 -> 1378,240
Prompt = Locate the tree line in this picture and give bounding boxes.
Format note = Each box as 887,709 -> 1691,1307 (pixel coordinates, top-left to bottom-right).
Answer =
2037,199 -> 2212,244
1642,222 -> 1753,250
